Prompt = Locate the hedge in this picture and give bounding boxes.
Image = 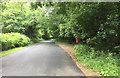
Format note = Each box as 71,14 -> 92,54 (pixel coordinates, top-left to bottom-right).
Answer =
0,32 -> 31,50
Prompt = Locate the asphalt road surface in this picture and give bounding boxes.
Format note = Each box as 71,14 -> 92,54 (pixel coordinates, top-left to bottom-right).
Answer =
1,41 -> 85,76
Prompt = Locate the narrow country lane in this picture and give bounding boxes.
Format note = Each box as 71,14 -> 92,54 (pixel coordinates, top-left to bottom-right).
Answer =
1,41 -> 85,76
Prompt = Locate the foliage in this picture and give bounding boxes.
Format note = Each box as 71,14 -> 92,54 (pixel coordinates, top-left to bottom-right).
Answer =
74,44 -> 119,76
49,2 -> 120,52
0,47 -> 23,57
0,33 -> 31,50
1,2 -> 44,42
1,2 -> 119,46
1,2 -> 119,49
0,2 -> 119,76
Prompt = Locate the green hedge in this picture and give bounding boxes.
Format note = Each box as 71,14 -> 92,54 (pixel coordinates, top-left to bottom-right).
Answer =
74,44 -> 119,76
0,33 -> 31,50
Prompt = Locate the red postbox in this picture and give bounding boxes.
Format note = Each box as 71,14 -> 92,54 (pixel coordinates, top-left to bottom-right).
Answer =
75,37 -> 80,43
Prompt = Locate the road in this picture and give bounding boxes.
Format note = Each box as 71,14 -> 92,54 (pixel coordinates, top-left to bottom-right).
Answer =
1,41 -> 85,76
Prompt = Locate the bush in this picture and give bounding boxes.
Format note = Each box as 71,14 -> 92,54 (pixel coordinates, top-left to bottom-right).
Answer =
0,32 -> 31,50
74,44 -> 119,76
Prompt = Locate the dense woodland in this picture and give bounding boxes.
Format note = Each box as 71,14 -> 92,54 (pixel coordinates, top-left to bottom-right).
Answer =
0,2 -> 120,76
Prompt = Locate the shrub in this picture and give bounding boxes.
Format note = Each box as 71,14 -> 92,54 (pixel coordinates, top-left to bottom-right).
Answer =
0,32 -> 31,50
74,44 -> 119,76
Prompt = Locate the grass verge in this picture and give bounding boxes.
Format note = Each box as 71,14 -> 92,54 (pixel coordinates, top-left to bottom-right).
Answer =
0,47 -> 24,57
74,44 -> 119,76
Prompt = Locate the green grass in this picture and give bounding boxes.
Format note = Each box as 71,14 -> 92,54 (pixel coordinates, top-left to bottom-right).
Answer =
0,47 -> 24,57
74,44 -> 119,76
